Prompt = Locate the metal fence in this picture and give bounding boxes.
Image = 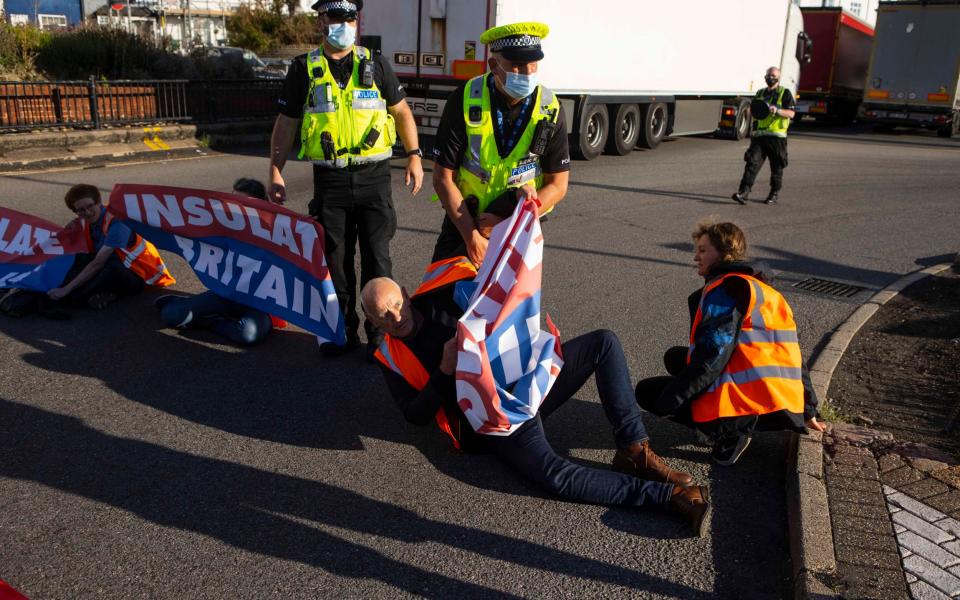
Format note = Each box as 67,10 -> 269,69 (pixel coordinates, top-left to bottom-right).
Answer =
0,78 -> 282,132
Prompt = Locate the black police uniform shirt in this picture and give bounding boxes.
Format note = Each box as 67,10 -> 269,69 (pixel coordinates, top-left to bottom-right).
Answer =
432,76 -> 570,175
278,50 -> 406,181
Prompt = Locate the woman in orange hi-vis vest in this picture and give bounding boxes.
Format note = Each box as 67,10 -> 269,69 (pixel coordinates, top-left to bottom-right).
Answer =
635,221 -> 825,466
45,184 -> 174,310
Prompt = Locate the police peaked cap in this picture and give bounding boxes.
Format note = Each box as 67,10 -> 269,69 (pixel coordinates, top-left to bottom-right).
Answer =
480,22 -> 549,63
311,0 -> 362,16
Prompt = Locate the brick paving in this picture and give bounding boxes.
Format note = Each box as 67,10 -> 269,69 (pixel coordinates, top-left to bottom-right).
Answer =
823,424 -> 960,599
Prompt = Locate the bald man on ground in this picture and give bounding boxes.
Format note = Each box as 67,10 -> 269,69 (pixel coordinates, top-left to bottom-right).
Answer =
361,276 -> 713,537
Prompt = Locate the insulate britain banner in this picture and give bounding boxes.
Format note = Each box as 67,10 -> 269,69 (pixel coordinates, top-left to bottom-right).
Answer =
0,207 -> 87,291
108,184 -> 345,344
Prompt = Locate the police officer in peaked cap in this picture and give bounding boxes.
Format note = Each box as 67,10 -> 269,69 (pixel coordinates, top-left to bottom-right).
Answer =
430,22 -> 570,266
269,0 -> 424,360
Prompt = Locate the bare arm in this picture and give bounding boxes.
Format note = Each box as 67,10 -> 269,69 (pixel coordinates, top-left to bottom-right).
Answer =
532,171 -> 569,214
434,164 -> 487,265
388,99 -> 424,195
48,245 -> 113,300
268,114 -> 300,204
774,106 -> 796,119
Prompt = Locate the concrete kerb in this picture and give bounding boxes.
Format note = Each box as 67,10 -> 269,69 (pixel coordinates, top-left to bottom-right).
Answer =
788,262 -> 954,600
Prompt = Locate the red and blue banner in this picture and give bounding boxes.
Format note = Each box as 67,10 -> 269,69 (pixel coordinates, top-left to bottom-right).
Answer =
0,207 -> 87,292
455,198 -> 564,436
107,184 -> 345,345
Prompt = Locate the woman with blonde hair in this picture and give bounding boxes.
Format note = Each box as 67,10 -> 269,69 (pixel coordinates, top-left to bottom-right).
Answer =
633,220 -> 824,466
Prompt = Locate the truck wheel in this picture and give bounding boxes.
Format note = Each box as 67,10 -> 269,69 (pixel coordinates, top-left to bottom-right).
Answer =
734,100 -> 752,140
605,104 -> 641,155
574,104 -> 609,161
638,102 -> 668,149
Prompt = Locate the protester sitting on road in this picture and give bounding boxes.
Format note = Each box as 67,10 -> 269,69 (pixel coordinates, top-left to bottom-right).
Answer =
155,178 -> 278,346
46,184 -> 174,309
361,272 -> 712,537
635,220 -> 825,466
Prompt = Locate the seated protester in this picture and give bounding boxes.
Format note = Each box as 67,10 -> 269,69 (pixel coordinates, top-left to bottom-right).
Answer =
47,184 -> 174,309
155,178 -> 277,346
361,268 -> 713,537
634,220 -> 825,466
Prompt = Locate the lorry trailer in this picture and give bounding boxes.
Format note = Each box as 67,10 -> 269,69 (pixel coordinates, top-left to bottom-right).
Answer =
358,0 -> 812,159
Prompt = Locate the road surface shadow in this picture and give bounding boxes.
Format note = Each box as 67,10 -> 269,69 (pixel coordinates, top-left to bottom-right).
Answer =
0,397 -> 713,598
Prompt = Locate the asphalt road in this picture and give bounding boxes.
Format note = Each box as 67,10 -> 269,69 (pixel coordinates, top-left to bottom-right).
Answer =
1,124 -> 958,599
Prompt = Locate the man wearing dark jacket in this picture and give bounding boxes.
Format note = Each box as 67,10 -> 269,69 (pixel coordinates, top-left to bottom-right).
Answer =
361,274 -> 713,537
635,221 -> 823,465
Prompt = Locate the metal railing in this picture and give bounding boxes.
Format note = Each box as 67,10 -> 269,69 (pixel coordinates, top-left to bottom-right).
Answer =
0,78 -> 281,132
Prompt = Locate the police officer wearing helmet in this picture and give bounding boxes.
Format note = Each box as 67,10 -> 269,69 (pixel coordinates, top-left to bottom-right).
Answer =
269,0 -> 424,360
732,67 -> 796,206
431,22 -> 570,265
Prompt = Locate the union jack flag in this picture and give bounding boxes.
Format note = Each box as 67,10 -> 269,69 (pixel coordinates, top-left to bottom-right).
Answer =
455,197 -> 564,436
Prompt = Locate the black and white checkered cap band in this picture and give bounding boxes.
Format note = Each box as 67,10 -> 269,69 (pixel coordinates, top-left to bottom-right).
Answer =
490,35 -> 542,52
317,1 -> 357,12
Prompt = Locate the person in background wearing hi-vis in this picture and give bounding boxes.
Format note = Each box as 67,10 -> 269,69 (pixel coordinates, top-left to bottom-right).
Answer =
430,22 -> 570,266
732,67 -> 796,206
268,0 -> 424,362
634,221 -> 825,466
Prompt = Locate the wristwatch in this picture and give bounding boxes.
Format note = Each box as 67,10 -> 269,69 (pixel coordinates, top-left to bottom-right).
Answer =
405,148 -> 423,158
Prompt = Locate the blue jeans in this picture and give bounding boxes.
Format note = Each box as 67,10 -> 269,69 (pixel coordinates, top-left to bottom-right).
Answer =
483,330 -> 674,507
160,291 -> 272,346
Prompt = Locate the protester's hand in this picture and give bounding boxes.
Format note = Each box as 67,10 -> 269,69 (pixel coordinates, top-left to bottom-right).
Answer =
475,212 -> 503,239
467,230 -> 488,267
806,416 -> 826,432
440,337 -> 458,375
47,287 -> 67,301
269,173 -> 287,205
405,156 -> 424,195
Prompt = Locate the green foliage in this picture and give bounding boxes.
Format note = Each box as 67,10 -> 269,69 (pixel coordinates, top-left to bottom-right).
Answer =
0,23 -> 52,78
227,5 -> 319,54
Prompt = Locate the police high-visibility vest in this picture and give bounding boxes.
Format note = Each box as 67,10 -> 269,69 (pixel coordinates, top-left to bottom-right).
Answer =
375,256 -> 478,448
84,213 -> 176,287
299,46 -> 397,167
688,273 -> 804,424
754,87 -> 791,138
453,74 -> 560,215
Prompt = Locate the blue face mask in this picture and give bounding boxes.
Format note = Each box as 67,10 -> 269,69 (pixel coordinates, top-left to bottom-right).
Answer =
501,70 -> 538,100
326,22 -> 356,50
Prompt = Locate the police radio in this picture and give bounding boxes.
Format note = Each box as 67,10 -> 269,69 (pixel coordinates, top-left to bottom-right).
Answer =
531,119 -> 558,156
358,57 -> 375,88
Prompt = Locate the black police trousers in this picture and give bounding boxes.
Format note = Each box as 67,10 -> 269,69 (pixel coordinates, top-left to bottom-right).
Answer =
738,135 -> 788,194
310,161 -> 396,340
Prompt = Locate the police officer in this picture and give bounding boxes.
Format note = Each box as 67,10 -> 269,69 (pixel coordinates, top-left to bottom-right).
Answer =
268,0 -> 424,359
732,67 -> 796,206
431,22 -> 570,265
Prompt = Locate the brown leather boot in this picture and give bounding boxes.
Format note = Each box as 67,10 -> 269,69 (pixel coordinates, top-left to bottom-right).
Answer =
670,485 -> 712,538
612,441 -> 694,487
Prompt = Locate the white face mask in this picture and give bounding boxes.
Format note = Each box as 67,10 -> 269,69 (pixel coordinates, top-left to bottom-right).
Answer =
326,22 -> 356,50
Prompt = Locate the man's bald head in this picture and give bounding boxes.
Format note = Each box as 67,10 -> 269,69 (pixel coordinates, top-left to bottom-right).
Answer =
361,277 -> 416,338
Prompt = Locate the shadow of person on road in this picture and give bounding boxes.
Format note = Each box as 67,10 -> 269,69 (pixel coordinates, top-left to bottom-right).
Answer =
0,397 -> 713,599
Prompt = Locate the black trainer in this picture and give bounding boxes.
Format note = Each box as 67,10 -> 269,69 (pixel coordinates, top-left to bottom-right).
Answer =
764,192 -> 778,205
731,191 -> 749,205
320,330 -> 362,357
711,435 -> 752,466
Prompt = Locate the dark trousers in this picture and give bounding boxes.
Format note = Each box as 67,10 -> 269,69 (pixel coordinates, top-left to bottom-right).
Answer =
159,291 -> 272,346
482,330 -> 674,507
310,162 -> 396,339
62,253 -> 144,307
634,346 -> 693,423
739,135 -> 788,194
432,216 -> 466,262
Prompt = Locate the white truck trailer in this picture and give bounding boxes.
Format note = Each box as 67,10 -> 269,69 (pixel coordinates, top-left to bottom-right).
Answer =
358,0 -> 812,159
860,1 -> 960,138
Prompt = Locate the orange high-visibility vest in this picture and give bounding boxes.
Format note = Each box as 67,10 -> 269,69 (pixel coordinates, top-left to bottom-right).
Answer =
375,256 -> 478,448
84,213 -> 175,287
689,273 -> 804,423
